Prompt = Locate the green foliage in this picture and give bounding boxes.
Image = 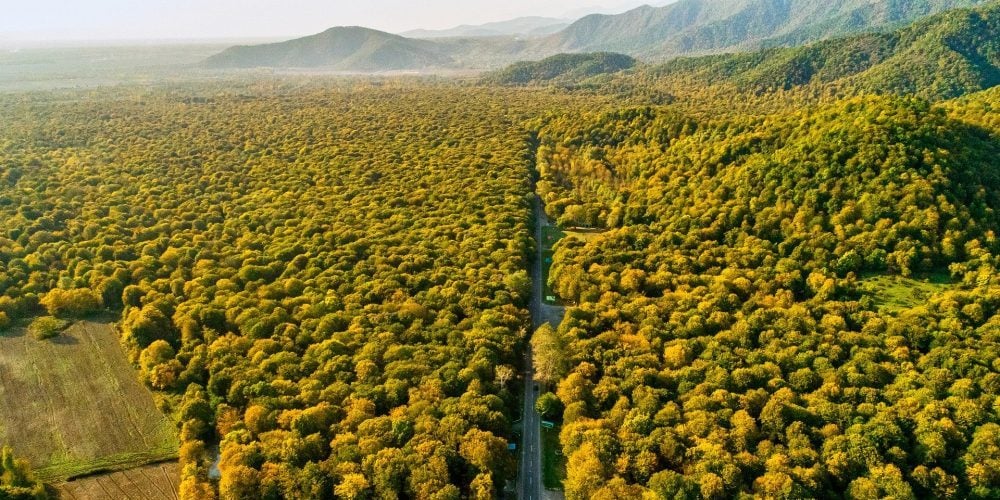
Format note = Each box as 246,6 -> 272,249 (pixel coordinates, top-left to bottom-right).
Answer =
531,324 -> 568,384
205,27 -> 454,71
534,76 -> 1000,497
485,52 -> 636,86
0,446 -> 49,499
0,83 -> 596,499
3,8 -> 1000,496
859,273 -> 954,312
39,288 -> 103,318
27,317 -> 68,341
640,1 -> 1000,100
535,392 -> 562,419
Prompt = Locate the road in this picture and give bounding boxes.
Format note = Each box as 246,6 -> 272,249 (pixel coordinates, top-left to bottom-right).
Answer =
518,195 -> 565,500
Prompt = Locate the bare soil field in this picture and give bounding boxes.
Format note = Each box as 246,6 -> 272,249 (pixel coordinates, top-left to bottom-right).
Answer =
0,320 -> 178,482
56,462 -> 180,500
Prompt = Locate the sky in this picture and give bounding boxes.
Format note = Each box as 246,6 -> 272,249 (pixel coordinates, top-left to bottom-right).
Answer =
1,0 -> 667,42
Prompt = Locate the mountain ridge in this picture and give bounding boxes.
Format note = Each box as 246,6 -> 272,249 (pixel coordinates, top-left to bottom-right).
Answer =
203,0 -> 995,71
643,0 -> 1000,100
400,17 -> 571,39
543,0 -> 992,58
204,26 -> 455,71
485,52 -> 637,85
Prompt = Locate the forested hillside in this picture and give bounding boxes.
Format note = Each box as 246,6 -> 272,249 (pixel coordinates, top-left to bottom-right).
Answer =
642,0 -> 1000,99
532,83 -> 1000,497
204,27 -> 455,70
204,0 -> 993,71
546,0 -> 991,59
484,52 -> 636,86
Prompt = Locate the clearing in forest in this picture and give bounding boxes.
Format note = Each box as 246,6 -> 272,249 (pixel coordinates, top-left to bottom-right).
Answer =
0,320 -> 178,482
541,425 -> 566,489
859,272 -> 954,312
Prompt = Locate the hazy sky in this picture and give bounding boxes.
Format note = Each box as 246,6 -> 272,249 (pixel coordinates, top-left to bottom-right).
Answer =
2,0 -> 665,42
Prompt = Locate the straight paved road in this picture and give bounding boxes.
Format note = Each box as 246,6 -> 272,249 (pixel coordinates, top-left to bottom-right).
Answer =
519,195 -> 565,500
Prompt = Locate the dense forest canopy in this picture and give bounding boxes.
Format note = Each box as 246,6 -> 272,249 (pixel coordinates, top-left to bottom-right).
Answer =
484,53 -> 636,87
1,4 -> 1000,499
637,0 -> 1000,100
529,84 -> 1000,497
0,83 -> 596,499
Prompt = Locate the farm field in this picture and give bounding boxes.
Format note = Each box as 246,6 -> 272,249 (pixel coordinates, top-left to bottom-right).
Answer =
56,462 -> 180,500
0,320 -> 178,482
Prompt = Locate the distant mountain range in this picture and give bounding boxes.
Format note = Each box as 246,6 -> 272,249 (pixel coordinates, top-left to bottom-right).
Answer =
205,0 -> 995,72
538,0 -> 992,58
652,0 -> 1000,99
400,17 -> 570,39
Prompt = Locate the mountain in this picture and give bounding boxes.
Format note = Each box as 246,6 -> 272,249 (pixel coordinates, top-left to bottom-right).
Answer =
485,52 -> 637,85
541,0 -> 993,60
204,26 -> 454,71
204,0 -> 995,71
400,17 -> 570,39
560,0 -> 679,19
649,0 -> 1000,99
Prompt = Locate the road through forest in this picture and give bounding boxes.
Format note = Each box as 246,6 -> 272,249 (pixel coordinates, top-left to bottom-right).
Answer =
518,194 -> 565,500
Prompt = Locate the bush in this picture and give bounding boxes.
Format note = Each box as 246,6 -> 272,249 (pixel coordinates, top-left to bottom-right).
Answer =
28,316 -> 70,340
40,288 -> 103,318
0,446 -> 51,499
0,311 -> 9,331
536,392 -> 564,419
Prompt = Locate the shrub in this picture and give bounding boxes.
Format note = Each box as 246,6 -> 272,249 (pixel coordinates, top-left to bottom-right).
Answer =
40,288 -> 103,318
28,316 -> 70,340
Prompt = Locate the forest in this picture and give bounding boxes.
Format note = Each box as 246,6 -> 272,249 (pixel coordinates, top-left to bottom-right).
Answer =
0,4 -> 999,500
0,83 -> 594,499
529,81 -> 1000,497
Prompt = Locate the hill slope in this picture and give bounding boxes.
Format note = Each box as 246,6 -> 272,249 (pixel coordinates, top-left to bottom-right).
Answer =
533,93 -> 1000,500
204,26 -> 454,71
649,0 -> 1000,99
485,52 -> 637,85
540,0 -> 992,60
204,0 -> 994,71
401,17 -> 570,39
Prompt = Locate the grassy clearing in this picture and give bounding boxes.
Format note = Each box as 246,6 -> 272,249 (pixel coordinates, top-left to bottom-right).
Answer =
859,272 -> 953,312
57,461 -> 180,500
541,226 -> 564,305
564,229 -> 604,243
0,320 -> 178,482
541,426 -> 566,489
